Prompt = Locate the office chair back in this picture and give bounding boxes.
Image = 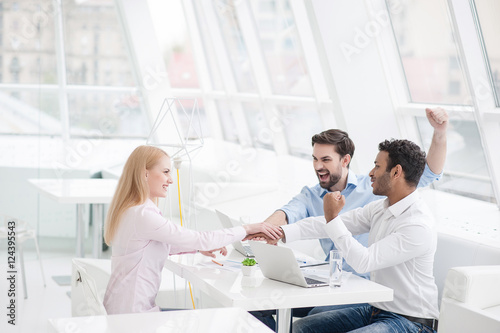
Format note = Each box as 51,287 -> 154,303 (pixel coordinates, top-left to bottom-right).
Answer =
71,258 -> 110,316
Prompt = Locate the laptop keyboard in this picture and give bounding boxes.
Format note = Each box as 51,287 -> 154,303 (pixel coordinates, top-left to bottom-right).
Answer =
304,276 -> 326,285
243,245 -> 254,256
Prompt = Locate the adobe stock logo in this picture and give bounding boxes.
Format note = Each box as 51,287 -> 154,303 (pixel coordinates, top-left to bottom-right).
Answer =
339,2 -> 403,63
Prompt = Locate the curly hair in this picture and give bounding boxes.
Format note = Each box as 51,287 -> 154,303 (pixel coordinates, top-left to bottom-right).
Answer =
378,139 -> 426,187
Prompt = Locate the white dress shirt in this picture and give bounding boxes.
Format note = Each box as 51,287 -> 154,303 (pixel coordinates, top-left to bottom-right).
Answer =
104,199 -> 245,314
281,190 -> 439,319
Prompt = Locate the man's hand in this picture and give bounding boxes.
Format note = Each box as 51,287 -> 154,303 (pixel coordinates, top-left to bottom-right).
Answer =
242,222 -> 282,240
426,107 -> 448,132
323,191 -> 345,222
243,232 -> 282,245
200,247 -> 228,258
425,107 -> 448,174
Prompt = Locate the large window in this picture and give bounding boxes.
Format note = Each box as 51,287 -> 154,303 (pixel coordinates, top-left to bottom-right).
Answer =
386,0 -> 499,204
62,0 -> 135,86
473,0 -> 500,105
416,116 -> 495,202
212,0 -> 258,93
1,1 -> 57,85
149,0 -> 200,89
249,0 -> 314,96
387,0 -> 471,105
0,0 -> 149,138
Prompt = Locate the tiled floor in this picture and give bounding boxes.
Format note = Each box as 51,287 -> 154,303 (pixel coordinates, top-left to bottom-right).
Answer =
0,239 -> 111,333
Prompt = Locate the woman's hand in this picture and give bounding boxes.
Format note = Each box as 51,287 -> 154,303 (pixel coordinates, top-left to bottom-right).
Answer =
243,222 -> 282,240
243,232 -> 281,245
199,247 -> 228,258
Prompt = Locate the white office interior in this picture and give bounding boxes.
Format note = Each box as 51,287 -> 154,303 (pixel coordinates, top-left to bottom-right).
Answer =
0,0 -> 499,332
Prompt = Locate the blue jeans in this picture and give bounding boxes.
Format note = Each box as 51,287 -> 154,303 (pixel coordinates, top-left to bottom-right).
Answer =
250,303 -> 368,331
293,304 -> 436,333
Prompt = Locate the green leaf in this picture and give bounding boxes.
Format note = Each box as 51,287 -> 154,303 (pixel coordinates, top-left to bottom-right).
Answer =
241,258 -> 256,266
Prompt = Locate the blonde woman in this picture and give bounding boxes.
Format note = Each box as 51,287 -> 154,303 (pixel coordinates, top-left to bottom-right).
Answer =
103,145 -> 281,314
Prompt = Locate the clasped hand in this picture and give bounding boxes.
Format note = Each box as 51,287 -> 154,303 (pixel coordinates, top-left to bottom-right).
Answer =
242,222 -> 282,240
323,191 -> 345,222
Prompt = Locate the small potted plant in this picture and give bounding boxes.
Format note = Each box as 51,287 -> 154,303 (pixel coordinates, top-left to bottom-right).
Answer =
241,258 -> 257,277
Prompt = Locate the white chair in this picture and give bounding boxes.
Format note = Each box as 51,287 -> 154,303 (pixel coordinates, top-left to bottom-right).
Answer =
0,214 -> 46,299
438,265 -> 500,333
71,258 -> 110,316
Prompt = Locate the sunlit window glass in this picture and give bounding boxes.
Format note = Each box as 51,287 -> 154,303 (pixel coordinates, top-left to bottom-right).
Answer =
212,0 -> 257,93
387,0 -> 471,105
0,89 -> 60,135
216,100 -> 239,143
248,0 -> 314,96
62,0 -> 135,86
173,98 -> 210,140
149,0 -> 200,89
473,0 -> 500,105
192,1 -> 224,90
68,91 -> 148,137
416,116 -> 496,203
242,102 -> 273,150
1,1 -> 57,84
279,105 -> 322,158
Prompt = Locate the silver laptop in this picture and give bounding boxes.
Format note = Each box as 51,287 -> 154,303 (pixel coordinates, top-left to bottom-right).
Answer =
215,210 -> 254,257
249,241 -> 328,288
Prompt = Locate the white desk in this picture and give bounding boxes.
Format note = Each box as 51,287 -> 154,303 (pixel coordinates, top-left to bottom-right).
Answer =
49,307 -> 274,332
165,248 -> 393,333
28,178 -> 117,258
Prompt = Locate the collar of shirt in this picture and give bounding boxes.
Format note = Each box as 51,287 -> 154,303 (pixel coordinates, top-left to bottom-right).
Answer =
386,190 -> 420,218
318,169 -> 359,199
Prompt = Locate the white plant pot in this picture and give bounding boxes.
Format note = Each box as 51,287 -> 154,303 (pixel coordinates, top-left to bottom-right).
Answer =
242,265 -> 257,277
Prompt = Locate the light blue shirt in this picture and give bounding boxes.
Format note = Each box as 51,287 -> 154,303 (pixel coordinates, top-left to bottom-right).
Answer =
280,164 -> 441,278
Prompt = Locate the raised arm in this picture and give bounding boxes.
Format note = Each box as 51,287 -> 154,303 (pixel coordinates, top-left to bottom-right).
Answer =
425,107 -> 448,174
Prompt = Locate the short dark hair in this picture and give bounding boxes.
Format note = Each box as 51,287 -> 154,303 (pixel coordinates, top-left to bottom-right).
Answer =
312,129 -> 355,164
378,139 -> 426,187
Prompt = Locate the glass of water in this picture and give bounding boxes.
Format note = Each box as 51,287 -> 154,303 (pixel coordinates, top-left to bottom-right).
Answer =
329,250 -> 343,288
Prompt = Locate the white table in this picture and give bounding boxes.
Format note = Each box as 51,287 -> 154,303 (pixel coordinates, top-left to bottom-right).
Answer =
49,307 -> 274,332
165,248 -> 393,333
28,178 -> 117,259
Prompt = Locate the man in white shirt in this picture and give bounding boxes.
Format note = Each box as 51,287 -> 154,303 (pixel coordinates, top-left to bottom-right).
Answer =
285,139 -> 439,333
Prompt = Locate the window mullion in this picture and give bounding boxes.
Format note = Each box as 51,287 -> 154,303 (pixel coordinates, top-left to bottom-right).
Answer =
182,0 -> 223,140
53,0 -> 70,141
448,0 -> 500,207
200,1 -> 252,145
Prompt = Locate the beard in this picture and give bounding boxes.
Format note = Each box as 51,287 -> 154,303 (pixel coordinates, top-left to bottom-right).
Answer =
372,171 -> 391,196
317,170 -> 342,190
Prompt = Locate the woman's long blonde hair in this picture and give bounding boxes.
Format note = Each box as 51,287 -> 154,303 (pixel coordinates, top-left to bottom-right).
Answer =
104,145 -> 168,245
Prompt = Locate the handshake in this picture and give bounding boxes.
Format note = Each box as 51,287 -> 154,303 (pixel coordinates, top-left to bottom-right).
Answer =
200,222 -> 282,258
242,222 -> 283,245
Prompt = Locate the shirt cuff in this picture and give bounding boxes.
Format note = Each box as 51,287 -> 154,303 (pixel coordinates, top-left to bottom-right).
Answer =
235,226 -> 247,239
280,223 -> 301,243
424,163 -> 443,181
324,216 -> 351,242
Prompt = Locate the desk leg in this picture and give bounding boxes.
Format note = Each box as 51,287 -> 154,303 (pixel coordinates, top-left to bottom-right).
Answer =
92,204 -> 103,258
76,203 -> 85,258
52,203 -> 85,286
276,308 -> 291,333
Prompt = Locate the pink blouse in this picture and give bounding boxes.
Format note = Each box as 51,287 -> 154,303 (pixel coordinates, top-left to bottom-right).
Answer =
103,199 -> 245,314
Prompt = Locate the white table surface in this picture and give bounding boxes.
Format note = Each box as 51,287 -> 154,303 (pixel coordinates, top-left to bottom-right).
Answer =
28,178 -> 118,204
28,178 -> 118,259
48,307 -> 273,333
166,248 -> 392,310
165,247 -> 393,332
